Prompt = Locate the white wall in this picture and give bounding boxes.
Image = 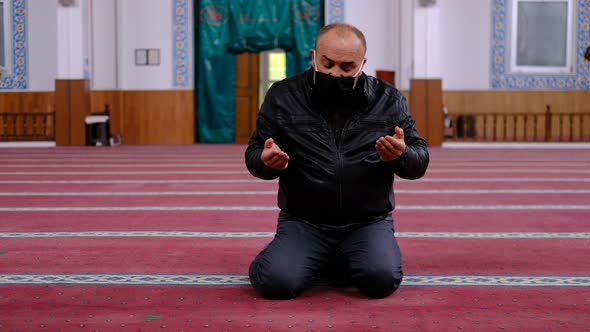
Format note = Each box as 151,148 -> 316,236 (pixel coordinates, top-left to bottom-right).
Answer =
56,2 -> 88,79
344,0 -> 492,90
399,1 -> 414,90
413,2 -> 441,79
439,0 -> 491,90
344,0 -> 400,83
25,0 -> 179,91
89,0 -> 191,90
115,0 -> 173,90
91,0 -> 117,89
27,0 -> 58,91
24,0 -> 491,92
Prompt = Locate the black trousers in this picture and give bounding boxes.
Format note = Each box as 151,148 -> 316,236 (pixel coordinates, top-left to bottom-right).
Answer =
248,212 -> 403,299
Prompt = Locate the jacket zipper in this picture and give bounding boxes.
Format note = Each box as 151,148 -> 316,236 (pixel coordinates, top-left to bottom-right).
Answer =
336,148 -> 343,209
318,111 -> 344,210
336,120 -> 353,209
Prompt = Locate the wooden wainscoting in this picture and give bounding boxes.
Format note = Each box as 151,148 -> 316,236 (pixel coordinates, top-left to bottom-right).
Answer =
4,89 -> 588,144
443,91 -> 590,142
0,91 -> 54,113
1,90 -> 194,144
443,90 -> 590,115
90,90 -> 195,145
0,92 -> 55,141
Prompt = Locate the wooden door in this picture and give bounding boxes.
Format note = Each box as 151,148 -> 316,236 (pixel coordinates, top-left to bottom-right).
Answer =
234,52 -> 260,144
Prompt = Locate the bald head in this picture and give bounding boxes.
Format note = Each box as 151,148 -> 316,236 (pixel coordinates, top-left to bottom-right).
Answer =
315,23 -> 367,55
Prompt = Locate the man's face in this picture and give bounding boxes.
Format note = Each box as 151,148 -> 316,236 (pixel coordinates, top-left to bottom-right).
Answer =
312,32 -> 366,77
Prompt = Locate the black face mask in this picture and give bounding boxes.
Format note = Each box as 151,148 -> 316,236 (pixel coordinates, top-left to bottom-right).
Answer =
313,71 -> 361,99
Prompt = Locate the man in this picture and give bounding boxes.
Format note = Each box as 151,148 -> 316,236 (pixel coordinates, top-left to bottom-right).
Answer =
245,23 -> 429,300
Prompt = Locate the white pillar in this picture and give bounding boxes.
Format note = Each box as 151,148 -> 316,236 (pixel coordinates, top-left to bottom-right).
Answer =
412,0 -> 441,79
56,0 -> 90,79
90,0 -> 117,89
400,1 -> 414,89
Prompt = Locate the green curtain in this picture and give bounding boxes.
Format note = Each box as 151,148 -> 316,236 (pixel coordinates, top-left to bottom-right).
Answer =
227,0 -> 295,53
287,0 -> 323,76
196,0 -> 323,143
197,0 -> 235,143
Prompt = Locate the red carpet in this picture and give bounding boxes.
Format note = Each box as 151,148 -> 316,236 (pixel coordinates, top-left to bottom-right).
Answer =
0,238 -> 588,275
1,210 -> 588,232
1,191 -> 589,206
2,286 -> 588,331
1,144 -> 589,331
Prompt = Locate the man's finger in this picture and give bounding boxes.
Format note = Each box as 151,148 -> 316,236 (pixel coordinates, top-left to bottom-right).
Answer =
394,127 -> 404,140
269,152 -> 286,164
268,153 -> 289,169
381,136 -> 404,151
264,138 -> 274,149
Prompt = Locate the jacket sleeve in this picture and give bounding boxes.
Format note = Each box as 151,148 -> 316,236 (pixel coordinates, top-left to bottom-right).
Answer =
391,94 -> 430,180
244,92 -> 283,180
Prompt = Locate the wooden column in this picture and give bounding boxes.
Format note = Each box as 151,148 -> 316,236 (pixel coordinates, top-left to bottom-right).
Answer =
234,52 -> 260,144
55,79 -> 90,146
410,79 -> 443,146
376,70 -> 396,87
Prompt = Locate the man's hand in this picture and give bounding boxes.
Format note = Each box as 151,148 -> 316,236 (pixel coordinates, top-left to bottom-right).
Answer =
261,138 -> 289,170
375,126 -> 406,162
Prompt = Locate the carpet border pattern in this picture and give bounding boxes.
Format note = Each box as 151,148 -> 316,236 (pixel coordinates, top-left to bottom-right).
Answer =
1,274 -> 588,287
1,231 -> 589,239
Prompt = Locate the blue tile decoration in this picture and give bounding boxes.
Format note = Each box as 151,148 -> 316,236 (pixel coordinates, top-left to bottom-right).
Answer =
0,0 -> 27,90
327,0 -> 344,23
491,0 -> 590,90
173,0 -> 190,88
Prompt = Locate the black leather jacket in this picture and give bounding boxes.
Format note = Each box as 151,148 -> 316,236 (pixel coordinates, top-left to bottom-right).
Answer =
245,69 -> 429,225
